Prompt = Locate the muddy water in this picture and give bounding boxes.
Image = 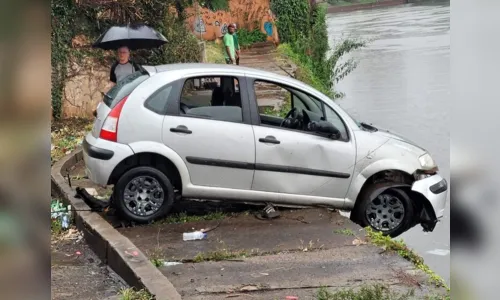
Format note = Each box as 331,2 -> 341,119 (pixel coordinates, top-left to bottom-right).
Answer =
327,1 -> 450,283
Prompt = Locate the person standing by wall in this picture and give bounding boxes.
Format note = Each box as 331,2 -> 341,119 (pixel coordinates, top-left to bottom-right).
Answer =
232,23 -> 241,65
109,46 -> 141,85
93,46 -> 141,117
223,24 -> 236,64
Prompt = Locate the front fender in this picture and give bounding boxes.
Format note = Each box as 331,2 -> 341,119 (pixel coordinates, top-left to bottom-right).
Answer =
127,141 -> 191,189
345,159 -> 419,209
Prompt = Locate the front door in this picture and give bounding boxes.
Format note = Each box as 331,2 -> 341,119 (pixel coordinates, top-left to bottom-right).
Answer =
249,79 -> 356,201
162,74 -> 255,190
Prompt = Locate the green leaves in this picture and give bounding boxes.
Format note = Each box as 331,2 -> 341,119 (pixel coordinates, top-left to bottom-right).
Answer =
237,29 -> 267,48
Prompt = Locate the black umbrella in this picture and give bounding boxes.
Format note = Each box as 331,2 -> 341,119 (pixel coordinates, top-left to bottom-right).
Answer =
92,24 -> 167,51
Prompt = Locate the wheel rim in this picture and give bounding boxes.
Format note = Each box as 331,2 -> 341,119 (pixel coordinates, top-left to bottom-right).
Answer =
123,176 -> 164,217
365,193 -> 405,232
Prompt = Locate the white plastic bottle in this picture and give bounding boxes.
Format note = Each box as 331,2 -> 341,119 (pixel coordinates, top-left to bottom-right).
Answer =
183,231 -> 207,241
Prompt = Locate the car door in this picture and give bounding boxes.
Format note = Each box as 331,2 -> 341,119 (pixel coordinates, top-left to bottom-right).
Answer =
161,73 -> 256,190
248,78 -> 356,203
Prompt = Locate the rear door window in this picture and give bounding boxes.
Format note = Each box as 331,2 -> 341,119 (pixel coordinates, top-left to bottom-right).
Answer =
103,71 -> 149,108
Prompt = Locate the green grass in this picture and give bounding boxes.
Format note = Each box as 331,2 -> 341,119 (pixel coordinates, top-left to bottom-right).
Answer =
205,41 -> 226,64
160,211 -> 226,224
193,249 -> 250,262
120,288 -> 153,300
276,44 -> 334,98
317,284 -> 414,300
365,227 -> 449,291
333,228 -> 355,236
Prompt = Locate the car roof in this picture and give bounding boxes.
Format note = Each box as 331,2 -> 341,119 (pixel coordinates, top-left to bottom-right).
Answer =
145,63 -> 305,87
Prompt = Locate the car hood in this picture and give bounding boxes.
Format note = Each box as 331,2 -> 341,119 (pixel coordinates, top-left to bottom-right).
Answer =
359,123 -> 427,155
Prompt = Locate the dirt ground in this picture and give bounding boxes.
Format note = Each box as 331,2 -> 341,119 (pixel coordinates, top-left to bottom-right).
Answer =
51,229 -> 127,300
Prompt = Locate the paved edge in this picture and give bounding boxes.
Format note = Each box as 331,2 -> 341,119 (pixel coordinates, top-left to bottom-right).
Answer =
51,148 -> 182,300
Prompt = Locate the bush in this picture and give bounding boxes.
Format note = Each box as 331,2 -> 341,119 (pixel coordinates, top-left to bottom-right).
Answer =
273,0 -> 366,98
237,28 -> 267,48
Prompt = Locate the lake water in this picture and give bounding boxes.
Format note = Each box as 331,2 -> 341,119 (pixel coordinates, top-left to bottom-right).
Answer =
327,0 -> 450,283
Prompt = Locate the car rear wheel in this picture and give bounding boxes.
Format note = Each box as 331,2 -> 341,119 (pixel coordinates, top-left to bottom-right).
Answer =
114,166 -> 174,223
354,183 -> 415,238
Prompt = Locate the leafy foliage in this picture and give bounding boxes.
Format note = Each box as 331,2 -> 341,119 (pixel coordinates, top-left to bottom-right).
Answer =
51,0 -> 202,119
365,227 -> 449,290
271,0 -> 310,43
236,28 -> 268,48
271,0 -> 366,98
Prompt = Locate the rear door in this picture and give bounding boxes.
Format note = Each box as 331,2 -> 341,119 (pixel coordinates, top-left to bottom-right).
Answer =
161,73 -> 256,190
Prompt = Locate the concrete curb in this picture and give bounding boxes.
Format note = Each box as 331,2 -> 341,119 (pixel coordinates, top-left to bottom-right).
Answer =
51,148 -> 182,300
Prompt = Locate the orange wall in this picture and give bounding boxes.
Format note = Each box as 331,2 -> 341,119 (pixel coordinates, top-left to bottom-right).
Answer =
185,0 -> 279,43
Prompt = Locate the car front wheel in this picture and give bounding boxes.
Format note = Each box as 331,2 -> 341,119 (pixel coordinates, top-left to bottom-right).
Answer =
113,166 -> 175,223
354,183 -> 415,237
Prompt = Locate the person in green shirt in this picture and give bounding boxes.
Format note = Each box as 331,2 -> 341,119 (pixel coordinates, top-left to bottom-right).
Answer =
232,23 -> 241,65
223,24 -> 236,64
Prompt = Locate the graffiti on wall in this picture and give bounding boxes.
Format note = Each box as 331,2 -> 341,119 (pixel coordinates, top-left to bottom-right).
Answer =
185,0 -> 279,42
194,16 -> 206,33
221,23 -> 228,35
264,21 -> 273,37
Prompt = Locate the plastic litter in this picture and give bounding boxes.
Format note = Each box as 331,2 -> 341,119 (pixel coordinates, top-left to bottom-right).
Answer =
183,231 -> 207,241
51,199 -> 72,229
163,261 -> 183,266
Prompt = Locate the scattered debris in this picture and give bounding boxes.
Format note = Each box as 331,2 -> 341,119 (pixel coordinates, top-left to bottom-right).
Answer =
183,230 -> 208,241
255,203 -> 280,220
163,261 -> 183,267
239,285 -> 259,292
75,187 -> 110,212
51,199 -> 72,231
352,238 -> 368,246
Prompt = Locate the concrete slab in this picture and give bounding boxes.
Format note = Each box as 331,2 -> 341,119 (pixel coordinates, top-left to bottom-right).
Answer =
118,208 -> 362,261
161,247 -> 440,299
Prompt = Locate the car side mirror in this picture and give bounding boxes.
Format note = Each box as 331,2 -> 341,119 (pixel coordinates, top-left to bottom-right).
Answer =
309,121 -> 341,140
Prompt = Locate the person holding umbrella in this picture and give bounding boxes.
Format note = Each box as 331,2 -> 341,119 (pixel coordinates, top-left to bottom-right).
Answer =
92,24 -> 168,116
109,46 -> 142,85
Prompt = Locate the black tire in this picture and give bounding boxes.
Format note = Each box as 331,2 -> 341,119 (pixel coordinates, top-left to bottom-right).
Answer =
113,166 -> 175,223
352,182 -> 415,238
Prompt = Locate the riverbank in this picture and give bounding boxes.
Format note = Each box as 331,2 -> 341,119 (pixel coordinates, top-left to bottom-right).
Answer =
325,0 -> 408,13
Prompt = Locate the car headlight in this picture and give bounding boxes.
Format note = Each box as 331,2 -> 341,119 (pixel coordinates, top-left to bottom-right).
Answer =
419,153 -> 436,170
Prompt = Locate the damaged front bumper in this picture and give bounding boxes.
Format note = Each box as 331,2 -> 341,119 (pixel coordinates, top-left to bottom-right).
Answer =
411,174 -> 448,232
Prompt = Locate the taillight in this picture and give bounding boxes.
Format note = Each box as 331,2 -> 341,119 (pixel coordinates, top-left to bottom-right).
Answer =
99,96 -> 128,142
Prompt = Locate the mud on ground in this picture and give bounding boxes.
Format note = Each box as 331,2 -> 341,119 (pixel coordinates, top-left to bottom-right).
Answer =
51,228 -> 127,300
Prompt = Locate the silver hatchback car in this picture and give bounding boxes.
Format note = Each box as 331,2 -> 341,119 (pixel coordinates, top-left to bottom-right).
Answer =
83,63 -> 447,237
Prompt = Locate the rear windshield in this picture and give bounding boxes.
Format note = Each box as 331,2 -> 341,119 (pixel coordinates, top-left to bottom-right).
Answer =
103,71 -> 149,108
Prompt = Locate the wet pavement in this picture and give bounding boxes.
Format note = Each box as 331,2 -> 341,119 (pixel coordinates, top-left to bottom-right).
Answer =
120,209 -> 444,299
51,229 -> 127,299
67,159 -> 447,299
327,0 -> 450,283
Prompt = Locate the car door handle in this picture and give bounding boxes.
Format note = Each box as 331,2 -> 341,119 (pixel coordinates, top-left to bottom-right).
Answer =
259,136 -> 280,144
170,125 -> 192,134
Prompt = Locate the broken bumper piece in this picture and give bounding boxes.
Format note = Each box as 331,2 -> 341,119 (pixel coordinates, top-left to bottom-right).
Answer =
411,174 -> 448,232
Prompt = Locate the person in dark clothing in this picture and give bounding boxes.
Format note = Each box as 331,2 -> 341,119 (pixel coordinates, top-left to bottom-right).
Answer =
93,46 -> 141,117
109,46 -> 141,85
